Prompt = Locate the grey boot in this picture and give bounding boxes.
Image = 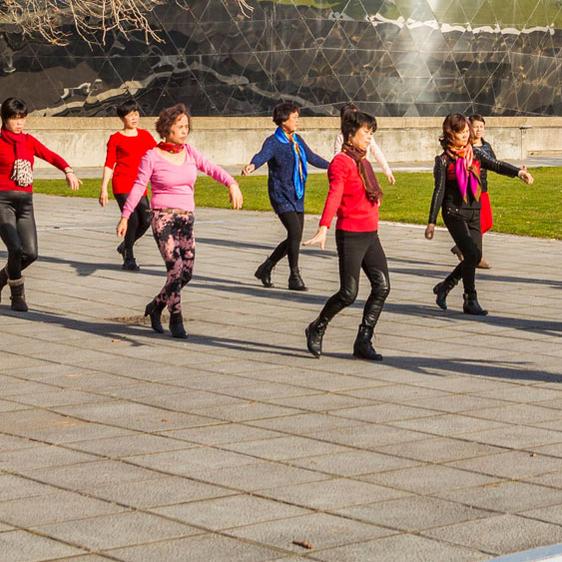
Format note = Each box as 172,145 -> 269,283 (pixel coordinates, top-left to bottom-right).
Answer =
8,277 -> 28,312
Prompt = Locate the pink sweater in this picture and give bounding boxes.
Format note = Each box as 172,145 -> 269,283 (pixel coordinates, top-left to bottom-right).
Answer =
122,144 -> 236,218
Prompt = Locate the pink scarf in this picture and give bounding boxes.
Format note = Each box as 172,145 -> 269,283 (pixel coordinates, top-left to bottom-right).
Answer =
447,143 -> 481,203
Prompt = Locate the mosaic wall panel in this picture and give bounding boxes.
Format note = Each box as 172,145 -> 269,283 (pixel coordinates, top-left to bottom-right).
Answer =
0,1 -> 560,117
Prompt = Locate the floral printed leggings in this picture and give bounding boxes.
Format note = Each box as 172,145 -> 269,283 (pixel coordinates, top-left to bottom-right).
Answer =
151,210 -> 195,314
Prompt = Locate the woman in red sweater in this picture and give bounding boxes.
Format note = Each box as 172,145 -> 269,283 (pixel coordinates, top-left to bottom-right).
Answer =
0,97 -> 80,312
304,111 -> 390,361
99,100 -> 156,270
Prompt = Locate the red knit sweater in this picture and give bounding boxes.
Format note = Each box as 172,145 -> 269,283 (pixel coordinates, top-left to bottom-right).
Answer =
104,129 -> 156,194
320,152 -> 380,232
0,133 -> 69,192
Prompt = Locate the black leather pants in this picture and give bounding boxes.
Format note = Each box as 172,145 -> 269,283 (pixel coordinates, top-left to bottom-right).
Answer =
320,230 -> 390,326
0,190 -> 38,280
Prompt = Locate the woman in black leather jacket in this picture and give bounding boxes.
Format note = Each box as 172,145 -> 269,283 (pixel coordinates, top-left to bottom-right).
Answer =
425,113 -> 533,315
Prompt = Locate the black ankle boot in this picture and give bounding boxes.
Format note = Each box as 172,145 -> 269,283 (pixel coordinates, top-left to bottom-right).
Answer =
305,317 -> 329,358
8,278 -> 28,312
288,268 -> 308,291
255,259 -> 275,288
353,324 -> 383,361
122,248 -> 140,271
463,291 -> 488,316
433,275 -> 459,310
0,267 -> 7,304
144,299 -> 165,333
169,311 -> 188,338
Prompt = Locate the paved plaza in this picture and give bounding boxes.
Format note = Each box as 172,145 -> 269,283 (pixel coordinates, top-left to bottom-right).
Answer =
1,194 -> 562,562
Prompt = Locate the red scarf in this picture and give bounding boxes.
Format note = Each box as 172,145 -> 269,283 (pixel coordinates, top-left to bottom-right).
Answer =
342,142 -> 382,203
446,143 -> 481,202
157,141 -> 184,154
1,127 -> 34,187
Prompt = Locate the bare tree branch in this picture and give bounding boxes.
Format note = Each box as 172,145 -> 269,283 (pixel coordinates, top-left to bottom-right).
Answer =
0,0 -> 253,46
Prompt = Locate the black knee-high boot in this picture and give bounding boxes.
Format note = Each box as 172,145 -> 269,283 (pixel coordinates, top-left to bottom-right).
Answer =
353,273 -> 389,361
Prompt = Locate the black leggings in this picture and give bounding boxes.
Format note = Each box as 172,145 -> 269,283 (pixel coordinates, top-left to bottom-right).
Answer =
443,206 -> 482,293
320,230 -> 390,327
268,211 -> 304,270
0,190 -> 38,280
114,193 -> 151,253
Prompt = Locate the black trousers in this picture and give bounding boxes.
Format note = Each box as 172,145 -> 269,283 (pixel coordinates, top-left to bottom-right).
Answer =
0,190 -> 38,280
269,211 -> 304,270
320,230 -> 390,327
443,205 -> 482,293
114,194 -> 151,253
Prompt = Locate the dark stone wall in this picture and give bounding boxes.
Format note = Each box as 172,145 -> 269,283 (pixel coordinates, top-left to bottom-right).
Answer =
0,1 -> 560,117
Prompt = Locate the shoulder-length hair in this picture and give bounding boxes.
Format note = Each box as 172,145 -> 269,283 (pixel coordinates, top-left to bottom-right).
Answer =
440,113 -> 474,149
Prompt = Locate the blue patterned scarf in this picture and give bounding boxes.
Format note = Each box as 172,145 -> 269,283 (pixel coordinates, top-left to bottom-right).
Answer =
274,127 -> 308,199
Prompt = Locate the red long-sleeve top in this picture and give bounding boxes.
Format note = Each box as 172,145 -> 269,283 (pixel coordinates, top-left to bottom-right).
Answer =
320,153 -> 380,232
0,134 -> 69,192
104,129 -> 157,194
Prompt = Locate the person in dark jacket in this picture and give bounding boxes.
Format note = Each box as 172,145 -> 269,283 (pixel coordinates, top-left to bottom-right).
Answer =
242,101 -> 329,291
450,114 -> 497,269
425,113 -> 533,316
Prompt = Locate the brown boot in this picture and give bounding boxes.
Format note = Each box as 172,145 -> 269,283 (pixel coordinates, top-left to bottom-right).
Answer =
8,278 -> 28,312
0,268 -> 7,304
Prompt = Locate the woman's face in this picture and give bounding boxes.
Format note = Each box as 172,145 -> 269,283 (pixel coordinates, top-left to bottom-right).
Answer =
451,124 -> 470,147
121,110 -> 140,130
282,111 -> 299,134
166,113 -> 189,145
350,125 -> 373,151
5,115 -> 26,134
471,120 -> 485,140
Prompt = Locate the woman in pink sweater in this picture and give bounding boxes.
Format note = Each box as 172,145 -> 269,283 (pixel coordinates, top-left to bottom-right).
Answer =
117,103 -> 243,338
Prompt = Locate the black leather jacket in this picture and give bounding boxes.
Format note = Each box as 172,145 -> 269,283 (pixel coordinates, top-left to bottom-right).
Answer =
428,151 -> 519,224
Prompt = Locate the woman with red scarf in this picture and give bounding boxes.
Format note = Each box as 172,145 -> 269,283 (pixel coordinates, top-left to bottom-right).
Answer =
304,112 -> 389,361
116,103 -> 243,338
425,113 -> 533,315
0,97 -> 80,312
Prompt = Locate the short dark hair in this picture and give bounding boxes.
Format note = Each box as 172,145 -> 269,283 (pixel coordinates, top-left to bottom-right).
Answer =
469,114 -> 486,125
155,103 -> 191,139
341,111 -> 377,142
1,97 -> 28,125
339,102 -> 358,120
272,101 -> 300,126
440,113 -> 474,149
116,99 -> 140,118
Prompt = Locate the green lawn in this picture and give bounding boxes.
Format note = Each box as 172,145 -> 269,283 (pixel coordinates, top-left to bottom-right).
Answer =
35,167 -> 562,239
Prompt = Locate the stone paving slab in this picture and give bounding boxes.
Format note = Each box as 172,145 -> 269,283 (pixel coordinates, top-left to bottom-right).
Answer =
1,194 -> 562,561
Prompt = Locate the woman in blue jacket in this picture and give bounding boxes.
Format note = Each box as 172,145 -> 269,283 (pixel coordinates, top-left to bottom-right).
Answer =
242,102 -> 329,291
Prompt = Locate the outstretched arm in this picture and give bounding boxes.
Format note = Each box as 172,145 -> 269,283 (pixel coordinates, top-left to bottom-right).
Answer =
242,137 -> 275,175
